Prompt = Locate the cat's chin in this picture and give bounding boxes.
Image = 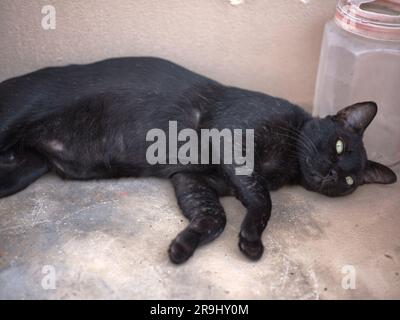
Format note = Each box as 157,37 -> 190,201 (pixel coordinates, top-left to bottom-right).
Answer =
318,188 -> 355,198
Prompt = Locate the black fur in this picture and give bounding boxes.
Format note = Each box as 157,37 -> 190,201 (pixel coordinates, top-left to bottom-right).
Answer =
0,57 -> 396,263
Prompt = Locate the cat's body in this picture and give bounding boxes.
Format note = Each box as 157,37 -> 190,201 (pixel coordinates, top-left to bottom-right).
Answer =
0,57 -> 396,263
1,58 -> 303,186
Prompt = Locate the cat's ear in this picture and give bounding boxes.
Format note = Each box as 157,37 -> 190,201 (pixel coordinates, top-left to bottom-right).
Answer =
335,101 -> 377,134
362,160 -> 397,184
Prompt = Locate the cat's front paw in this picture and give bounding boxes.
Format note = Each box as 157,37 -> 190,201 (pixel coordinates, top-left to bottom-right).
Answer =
168,230 -> 200,264
238,234 -> 264,261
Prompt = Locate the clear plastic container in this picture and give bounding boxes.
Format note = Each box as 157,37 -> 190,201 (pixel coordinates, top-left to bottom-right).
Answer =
313,0 -> 400,166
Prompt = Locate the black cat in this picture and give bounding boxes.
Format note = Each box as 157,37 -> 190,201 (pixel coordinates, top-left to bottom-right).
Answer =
0,57 -> 396,264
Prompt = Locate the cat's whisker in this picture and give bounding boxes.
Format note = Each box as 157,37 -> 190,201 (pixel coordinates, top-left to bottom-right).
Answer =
270,127 -> 315,155
270,131 -> 316,159
274,123 -> 318,151
283,129 -> 317,155
269,123 -> 319,155
265,142 -> 309,163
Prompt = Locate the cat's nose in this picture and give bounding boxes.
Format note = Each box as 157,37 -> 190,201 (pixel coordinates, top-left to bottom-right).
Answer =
325,169 -> 338,182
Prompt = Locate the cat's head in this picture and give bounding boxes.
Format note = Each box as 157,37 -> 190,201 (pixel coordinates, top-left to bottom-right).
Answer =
299,102 -> 397,197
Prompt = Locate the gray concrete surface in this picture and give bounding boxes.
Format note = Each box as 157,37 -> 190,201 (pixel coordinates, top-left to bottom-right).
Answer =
1,166 -> 399,299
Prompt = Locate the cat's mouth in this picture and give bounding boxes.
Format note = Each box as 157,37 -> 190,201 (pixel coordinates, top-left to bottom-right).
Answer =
311,172 -> 334,189
306,166 -> 347,197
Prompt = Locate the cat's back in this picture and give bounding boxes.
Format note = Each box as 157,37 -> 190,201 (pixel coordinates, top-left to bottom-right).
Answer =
0,57 -> 220,148
0,57 -> 215,103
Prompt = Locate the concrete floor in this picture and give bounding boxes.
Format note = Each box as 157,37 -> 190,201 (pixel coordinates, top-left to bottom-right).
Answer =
0,166 -> 399,299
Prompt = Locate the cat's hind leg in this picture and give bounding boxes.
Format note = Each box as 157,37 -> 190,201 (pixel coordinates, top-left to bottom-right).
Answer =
0,147 -> 49,198
169,172 -> 227,264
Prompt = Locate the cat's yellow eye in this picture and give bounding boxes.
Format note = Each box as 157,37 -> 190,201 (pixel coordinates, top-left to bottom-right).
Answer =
345,176 -> 354,186
336,139 -> 344,154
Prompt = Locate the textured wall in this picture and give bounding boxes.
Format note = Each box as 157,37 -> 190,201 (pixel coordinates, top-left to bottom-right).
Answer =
0,0 -> 337,111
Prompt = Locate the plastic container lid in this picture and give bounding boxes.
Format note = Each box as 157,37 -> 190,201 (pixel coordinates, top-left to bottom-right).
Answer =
335,0 -> 400,41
